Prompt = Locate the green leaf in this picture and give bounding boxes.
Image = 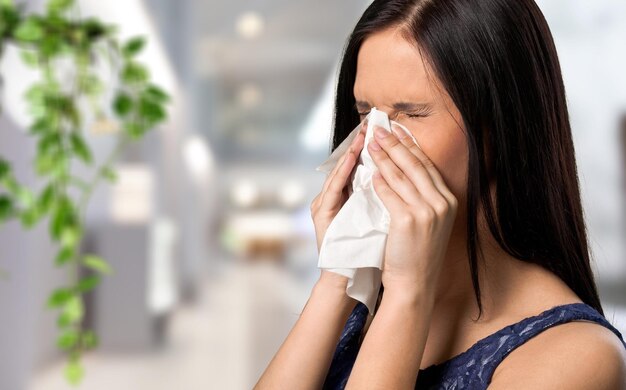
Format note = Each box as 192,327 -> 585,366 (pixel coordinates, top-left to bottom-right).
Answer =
47,0 -> 74,13
112,92 -> 133,117
121,62 -> 149,85
35,153 -> 55,175
0,158 -> 10,180
101,166 -> 117,183
60,224 -> 81,248
0,195 -> 14,221
40,35 -> 64,57
25,84 -> 46,104
83,255 -> 112,275
76,275 -> 100,293
29,118 -> 52,134
20,205 -> 42,228
62,295 -> 84,324
13,17 -> 43,42
122,36 -> 145,58
57,329 -> 79,350
47,287 -> 73,308
57,311 -> 72,327
1,175 -> 19,196
138,96 -> 166,126
37,133 -> 62,156
83,18 -> 108,40
55,246 -> 75,266
25,84 -> 49,120
70,133 -> 93,164
0,3 -> 19,39
142,84 -> 170,104
37,184 -> 56,214
81,330 -> 98,349
50,196 -> 76,240
16,187 -> 34,208
19,50 -> 39,67
124,121 -> 147,139
64,359 -> 84,385
78,74 -> 103,96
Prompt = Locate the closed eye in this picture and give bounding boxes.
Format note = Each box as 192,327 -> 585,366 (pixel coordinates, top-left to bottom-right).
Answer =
357,111 -> 430,120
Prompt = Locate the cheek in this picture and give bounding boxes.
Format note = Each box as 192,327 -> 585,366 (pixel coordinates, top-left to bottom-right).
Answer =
415,127 -> 468,202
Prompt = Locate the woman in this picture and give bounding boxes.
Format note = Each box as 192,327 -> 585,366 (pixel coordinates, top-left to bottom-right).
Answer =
255,0 -> 626,389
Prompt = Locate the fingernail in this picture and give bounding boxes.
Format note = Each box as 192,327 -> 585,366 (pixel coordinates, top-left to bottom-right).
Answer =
374,127 -> 388,139
369,140 -> 381,151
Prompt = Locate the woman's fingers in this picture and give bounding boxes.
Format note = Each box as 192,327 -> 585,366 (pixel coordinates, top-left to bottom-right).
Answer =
319,130 -> 364,210
368,126 -> 436,206
390,123 -> 457,206
322,126 -> 365,195
371,170 -> 408,216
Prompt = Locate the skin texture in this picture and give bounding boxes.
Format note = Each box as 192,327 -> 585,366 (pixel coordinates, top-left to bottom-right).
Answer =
255,25 -> 626,390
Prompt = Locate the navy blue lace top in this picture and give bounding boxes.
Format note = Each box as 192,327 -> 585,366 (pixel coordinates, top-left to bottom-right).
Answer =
323,301 -> 626,389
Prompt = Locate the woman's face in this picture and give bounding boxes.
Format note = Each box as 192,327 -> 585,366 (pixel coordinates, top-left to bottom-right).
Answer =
354,27 -> 469,209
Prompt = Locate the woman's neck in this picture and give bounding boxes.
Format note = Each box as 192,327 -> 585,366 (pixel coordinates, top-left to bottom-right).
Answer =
434,212 -> 581,326
433,209 -> 523,323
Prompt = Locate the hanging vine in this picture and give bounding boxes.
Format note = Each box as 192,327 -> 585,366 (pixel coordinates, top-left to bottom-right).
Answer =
0,0 -> 171,385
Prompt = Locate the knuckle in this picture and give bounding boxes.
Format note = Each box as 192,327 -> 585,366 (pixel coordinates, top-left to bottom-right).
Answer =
432,197 -> 449,215
389,139 -> 402,151
448,194 -> 459,210
409,157 -> 424,170
314,208 -> 334,222
310,195 -> 320,211
389,169 -> 404,184
421,157 -> 435,169
372,175 -> 385,190
409,143 -> 422,154
415,205 -> 436,223
395,212 -> 415,228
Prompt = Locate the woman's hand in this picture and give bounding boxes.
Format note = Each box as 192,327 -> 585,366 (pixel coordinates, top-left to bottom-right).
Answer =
311,126 -> 365,254
367,123 -> 458,296
311,126 -> 366,289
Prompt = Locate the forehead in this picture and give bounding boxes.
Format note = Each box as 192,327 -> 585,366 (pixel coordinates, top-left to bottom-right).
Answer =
353,27 -> 436,103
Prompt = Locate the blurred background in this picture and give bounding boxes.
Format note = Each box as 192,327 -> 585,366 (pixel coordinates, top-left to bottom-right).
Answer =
0,0 -> 625,389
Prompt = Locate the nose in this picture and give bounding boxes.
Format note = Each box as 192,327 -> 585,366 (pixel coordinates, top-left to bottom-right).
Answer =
371,107 -> 399,121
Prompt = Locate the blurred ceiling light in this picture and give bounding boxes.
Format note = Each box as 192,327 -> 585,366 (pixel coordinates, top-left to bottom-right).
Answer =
231,179 -> 260,208
237,83 -> 263,108
183,135 -> 213,178
278,180 -> 306,209
236,11 -> 265,39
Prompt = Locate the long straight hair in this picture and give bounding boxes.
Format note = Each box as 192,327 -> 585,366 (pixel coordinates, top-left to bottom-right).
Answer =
331,0 -> 603,320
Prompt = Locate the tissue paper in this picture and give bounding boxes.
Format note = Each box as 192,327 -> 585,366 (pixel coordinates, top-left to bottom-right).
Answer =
315,107 -> 421,315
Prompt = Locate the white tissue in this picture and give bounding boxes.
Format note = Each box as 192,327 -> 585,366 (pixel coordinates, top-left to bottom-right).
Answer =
315,107 -> 421,315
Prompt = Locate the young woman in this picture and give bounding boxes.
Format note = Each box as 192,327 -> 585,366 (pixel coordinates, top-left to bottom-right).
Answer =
255,0 -> 626,388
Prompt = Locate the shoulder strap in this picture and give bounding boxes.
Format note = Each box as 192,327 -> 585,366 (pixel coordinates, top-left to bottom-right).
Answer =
476,303 -> 626,387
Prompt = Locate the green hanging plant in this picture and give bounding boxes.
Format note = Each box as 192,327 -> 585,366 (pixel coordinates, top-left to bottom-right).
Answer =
0,0 -> 171,385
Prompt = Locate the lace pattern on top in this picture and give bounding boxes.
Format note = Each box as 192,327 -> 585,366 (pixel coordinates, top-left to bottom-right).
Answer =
322,302 -> 626,390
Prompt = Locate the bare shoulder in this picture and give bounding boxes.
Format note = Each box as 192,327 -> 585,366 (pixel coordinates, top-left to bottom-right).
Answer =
488,319 -> 626,389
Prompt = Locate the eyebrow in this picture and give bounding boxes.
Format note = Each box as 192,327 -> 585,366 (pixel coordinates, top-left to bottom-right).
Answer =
354,100 -> 432,112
